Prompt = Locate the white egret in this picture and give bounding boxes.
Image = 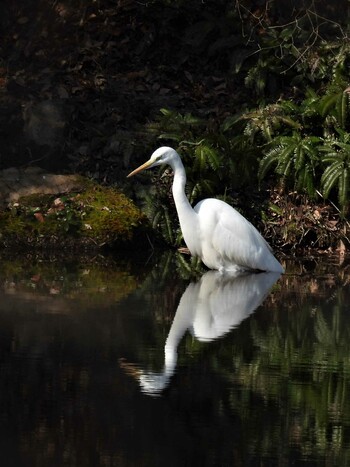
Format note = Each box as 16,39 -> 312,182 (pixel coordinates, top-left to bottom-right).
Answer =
128,146 -> 283,273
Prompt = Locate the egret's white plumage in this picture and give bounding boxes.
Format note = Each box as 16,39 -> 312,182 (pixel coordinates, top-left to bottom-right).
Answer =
128,146 -> 283,273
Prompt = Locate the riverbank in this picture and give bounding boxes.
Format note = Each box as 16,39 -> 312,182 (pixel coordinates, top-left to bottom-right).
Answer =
0,170 -> 151,253
0,166 -> 348,257
1,2 -> 349,256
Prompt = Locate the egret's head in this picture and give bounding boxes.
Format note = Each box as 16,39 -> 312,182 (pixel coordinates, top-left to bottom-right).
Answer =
127,147 -> 177,178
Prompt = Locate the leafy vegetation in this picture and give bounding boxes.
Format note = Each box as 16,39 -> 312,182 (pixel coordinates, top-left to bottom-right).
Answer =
256,76 -> 350,213
2,0 -> 350,250
240,39 -> 350,213
145,61 -> 350,246
142,14 -> 350,247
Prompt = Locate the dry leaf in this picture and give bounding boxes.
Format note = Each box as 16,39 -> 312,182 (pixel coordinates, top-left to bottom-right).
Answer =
34,212 -> 44,222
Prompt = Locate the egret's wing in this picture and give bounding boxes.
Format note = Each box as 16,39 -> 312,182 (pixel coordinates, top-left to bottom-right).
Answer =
212,205 -> 272,270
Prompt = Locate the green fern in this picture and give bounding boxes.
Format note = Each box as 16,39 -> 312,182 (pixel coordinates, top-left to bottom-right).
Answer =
258,145 -> 283,179
320,131 -> 350,212
318,87 -> 350,130
147,108 -> 206,144
144,188 -> 178,245
187,178 -> 217,204
193,143 -> 221,173
241,104 -> 301,143
259,133 -> 321,197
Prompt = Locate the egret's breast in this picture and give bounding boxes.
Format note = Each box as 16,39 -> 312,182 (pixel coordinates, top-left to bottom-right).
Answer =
195,203 -> 222,269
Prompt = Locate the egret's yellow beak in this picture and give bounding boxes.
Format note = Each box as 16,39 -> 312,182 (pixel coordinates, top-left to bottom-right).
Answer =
127,159 -> 154,178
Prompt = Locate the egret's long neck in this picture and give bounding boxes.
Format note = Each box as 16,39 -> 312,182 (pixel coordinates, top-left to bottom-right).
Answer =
170,155 -> 199,254
171,157 -> 190,210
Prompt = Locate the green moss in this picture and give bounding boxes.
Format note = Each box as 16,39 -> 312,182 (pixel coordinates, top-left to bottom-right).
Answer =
0,180 -> 147,249
78,185 -> 144,242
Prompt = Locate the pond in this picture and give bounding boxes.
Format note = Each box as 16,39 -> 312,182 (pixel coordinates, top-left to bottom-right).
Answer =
0,252 -> 349,466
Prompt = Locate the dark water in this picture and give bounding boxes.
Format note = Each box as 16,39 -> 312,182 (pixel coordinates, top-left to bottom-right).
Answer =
0,253 -> 350,466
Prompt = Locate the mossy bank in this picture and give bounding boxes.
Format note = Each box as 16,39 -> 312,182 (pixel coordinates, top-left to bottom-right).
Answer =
0,178 -> 150,253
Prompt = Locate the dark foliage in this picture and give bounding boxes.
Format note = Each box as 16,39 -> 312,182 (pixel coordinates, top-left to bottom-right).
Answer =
1,0 -> 350,248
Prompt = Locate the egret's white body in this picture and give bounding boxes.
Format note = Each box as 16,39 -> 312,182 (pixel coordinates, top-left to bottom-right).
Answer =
128,147 -> 283,273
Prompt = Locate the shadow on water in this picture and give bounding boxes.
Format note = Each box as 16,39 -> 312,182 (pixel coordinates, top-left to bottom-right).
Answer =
0,252 -> 350,466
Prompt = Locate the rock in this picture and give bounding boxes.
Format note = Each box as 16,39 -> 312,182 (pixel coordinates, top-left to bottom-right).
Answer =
0,167 -> 84,206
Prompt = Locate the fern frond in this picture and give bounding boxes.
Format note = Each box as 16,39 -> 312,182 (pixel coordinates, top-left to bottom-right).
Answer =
159,108 -> 173,117
152,209 -> 161,229
338,168 -> 349,211
336,91 -> 348,129
297,165 -> 315,198
320,151 -> 340,162
193,146 -> 207,173
318,93 -> 339,117
158,133 -> 182,142
221,115 -> 242,132
333,141 -> 350,153
183,114 -> 204,126
305,167 -> 316,198
188,181 -> 203,202
278,116 -> 302,129
258,147 -> 280,179
275,143 -> 296,176
321,160 -> 343,198
277,155 -> 293,178
294,143 -> 305,172
203,145 -> 221,171
188,178 -> 215,203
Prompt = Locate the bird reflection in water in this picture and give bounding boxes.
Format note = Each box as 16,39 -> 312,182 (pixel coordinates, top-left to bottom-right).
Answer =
120,270 -> 280,397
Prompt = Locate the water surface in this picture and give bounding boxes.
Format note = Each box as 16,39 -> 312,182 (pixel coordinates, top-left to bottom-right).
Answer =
0,253 -> 349,466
